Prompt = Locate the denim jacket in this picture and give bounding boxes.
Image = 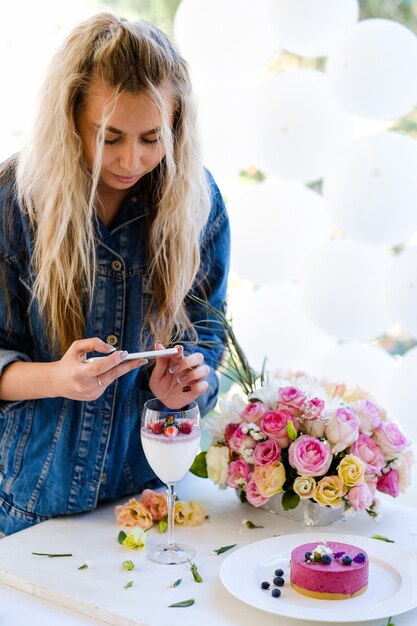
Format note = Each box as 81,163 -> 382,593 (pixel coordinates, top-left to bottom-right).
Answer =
0,169 -> 230,535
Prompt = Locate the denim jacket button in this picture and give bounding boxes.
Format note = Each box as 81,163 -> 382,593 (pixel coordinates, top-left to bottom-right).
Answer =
111,260 -> 122,272
106,335 -> 118,346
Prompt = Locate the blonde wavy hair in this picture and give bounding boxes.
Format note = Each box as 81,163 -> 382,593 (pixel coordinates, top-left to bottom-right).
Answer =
15,12 -> 210,354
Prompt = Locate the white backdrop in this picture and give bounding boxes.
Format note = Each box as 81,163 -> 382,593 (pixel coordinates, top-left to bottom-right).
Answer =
173,0 -> 417,507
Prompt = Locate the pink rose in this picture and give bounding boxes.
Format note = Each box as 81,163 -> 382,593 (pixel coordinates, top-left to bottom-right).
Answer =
349,434 -> 385,475
347,482 -> 374,512
325,408 -> 360,454
140,489 -> 168,520
377,469 -> 400,498
303,415 -> 327,438
224,422 -> 240,445
228,425 -> 256,453
240,401 -> 268,424
373,422 -> 411,460
253,439 -> 281,466
245,478 -> 269,507
279,386 -> 306,408
352,399 -> 382,435
260,409 -> 299,448
226,460 -> 251,488
305,397 -> 325,419
288,435 -> 332,476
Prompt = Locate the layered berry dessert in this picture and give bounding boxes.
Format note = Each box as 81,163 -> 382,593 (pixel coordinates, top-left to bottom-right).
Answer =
290,541 -> 368,600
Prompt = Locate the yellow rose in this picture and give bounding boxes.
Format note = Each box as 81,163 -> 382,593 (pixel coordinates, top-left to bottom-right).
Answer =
206,445 -> 229,487
293,476 -> 317,500
174,501 -> 192,525
337,454 -> 366,486
252,462 -> 286,498
314,475 -> 348,509
174,500 -> 206,526
122,527 -> 147,550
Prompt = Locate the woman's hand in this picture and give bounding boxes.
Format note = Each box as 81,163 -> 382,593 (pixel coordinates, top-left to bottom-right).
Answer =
149,341 -> 210,409
52,337 -> 148,401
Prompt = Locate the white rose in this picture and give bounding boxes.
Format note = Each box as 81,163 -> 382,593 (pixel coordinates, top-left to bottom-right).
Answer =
206,445 -> 229,487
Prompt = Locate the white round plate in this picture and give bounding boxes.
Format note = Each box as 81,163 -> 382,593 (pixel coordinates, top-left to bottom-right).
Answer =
219,533 -> 417,622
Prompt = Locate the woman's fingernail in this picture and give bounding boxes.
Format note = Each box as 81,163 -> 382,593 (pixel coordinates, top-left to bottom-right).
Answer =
120,351 -> 129,361
139,359 -> 149,366
177,374 -> 189,384
105,343 -> 116,351
169,365 -> 180,374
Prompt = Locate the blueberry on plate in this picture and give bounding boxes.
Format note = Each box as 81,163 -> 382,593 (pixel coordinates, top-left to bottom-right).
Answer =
305,551 -> 313,560
273,577 -> 285,586
261,581 -> 270,590
321,554 -> 332,564
271,588 -> 281,598
342,556 -> 353,565
274,568 -> 284,577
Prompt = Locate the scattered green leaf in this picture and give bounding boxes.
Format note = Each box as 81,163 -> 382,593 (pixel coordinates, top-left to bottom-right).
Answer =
122,560 -> 135,571
371,535 -> 395,543
170,578 -> 182,588
118,531 -> 127,545
169,599 -> 195,608
212,544 -> 237,555
158,519 -> 168,533
77,562 -> 89,570
32,552 -> 72,558
189,451 -> 208,478
188,560 -> 203,583
286,421 -> 298,441
242,519 -> 264,529
124,580 -> 134,590
381,618 -> 395,626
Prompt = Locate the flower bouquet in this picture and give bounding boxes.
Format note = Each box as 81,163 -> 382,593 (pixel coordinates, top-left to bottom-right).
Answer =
189,295 -> 413,519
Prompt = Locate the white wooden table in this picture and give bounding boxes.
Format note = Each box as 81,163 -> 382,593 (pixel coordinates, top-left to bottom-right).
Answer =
0,474 -> 416,626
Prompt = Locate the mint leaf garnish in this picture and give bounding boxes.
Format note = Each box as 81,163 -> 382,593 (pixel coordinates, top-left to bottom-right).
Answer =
188,560 -> 202,583
371,535 -> 395,543
242,519 -> 264,529
169,599 -> 195,607
212,544 -> 237,555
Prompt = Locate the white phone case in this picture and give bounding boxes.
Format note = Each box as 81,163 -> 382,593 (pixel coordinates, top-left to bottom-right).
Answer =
85,347 -> 178,363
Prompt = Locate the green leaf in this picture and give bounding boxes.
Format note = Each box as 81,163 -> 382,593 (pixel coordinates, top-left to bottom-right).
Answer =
32,552 -> 72,557
122,560 -> 135,571
189,451 -> 208,478
212,544 -> 237,555
77,562 -> 89,570
123,580 -> 134,590
158,520 -> 168,533
281,491 -> 300,511
117,531 -> 127,545
381,618 -> 395,626
169,599 -> 195,608
286,420 -> 298,442
189,560 -> 203,583
170,578 -> 182,588
371,535 -> 395,543
242,519 -> 264,529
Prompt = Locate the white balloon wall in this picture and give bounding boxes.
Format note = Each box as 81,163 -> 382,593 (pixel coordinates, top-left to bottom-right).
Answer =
173,0 -> 417,506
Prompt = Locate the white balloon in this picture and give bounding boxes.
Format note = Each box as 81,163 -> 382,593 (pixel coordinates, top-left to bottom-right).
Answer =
250,70 -> 353,182
385,346 -> 417,442
299,240 -> 393,341
386,246 -> 417,340
227,178 -> 331,284
326,19 -> 417,120
193,74 -> 258,180
173,0 -> 278,77
323,132 -> 417,247
231,283 -> 337,373
269,0 -> 359,58
312,342 -> 396,406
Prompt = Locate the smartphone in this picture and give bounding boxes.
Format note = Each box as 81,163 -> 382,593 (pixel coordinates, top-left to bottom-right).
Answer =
85,347 -> 178,363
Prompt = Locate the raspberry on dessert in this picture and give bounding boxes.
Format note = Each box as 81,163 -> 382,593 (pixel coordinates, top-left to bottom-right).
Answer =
149,421 -> 164,434
179,421 -> 193,434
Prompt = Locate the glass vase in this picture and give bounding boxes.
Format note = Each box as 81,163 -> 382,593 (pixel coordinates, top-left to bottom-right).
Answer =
260,492 -> 344,526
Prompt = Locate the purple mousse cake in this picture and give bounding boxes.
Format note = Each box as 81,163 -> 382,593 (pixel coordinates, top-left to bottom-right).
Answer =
290,541 -> 369,600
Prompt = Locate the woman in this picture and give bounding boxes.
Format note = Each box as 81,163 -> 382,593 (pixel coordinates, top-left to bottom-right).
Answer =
0,13 -> 229,535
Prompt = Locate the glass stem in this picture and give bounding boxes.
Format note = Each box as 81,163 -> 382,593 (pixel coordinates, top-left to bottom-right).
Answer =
166,483 -> 176,548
